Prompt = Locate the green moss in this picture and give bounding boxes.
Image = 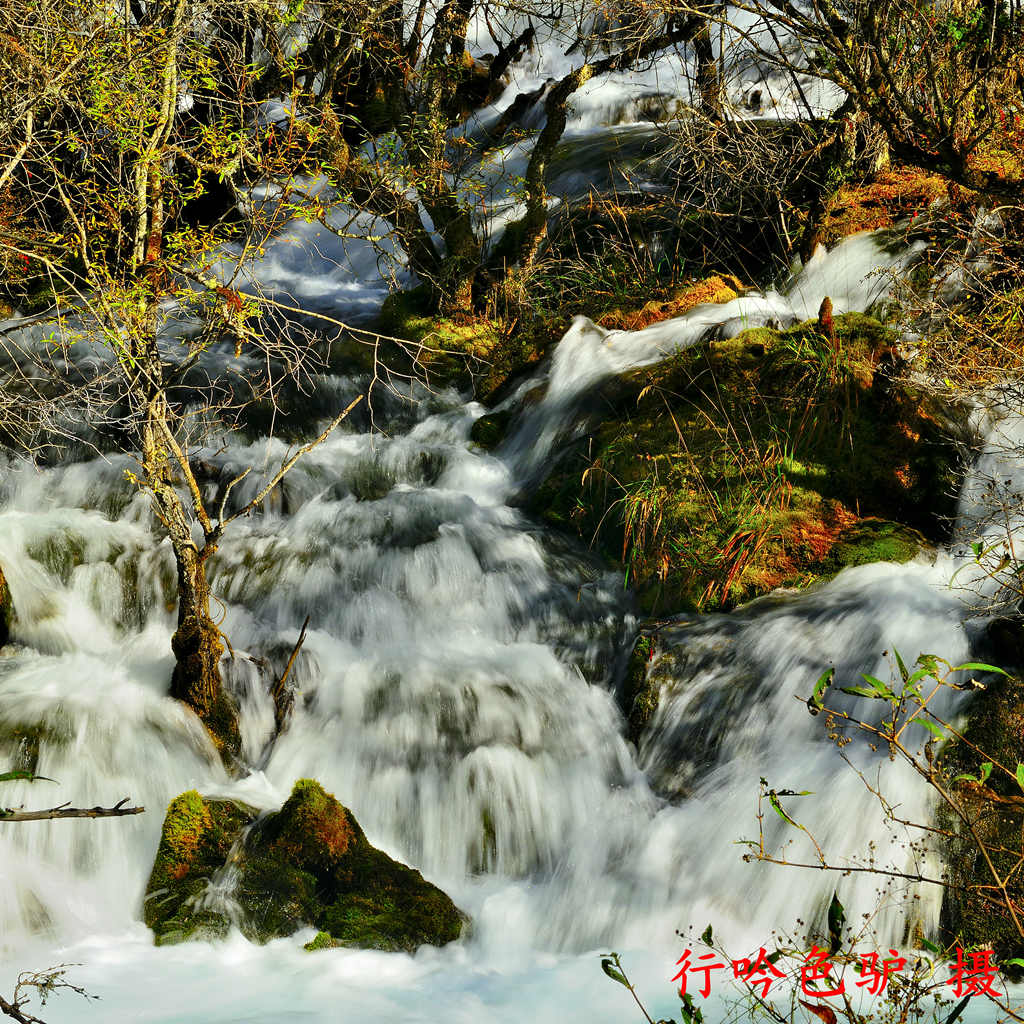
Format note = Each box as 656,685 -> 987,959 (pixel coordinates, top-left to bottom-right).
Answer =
144,793 -> 255,946
470,410 -> 514,450
303,930 -> 340,952
529,313 -> 960,615
816,519 -> 928,575
348,458 -> 396,501
26,530 -> 89,585
261,778 -> 360,873
145,781 -> 465,952
621,634 -> 659,742
378,287 -> 543,402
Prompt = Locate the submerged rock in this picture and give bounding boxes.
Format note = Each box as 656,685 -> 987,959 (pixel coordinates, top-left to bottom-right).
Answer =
144,780 -> 465,951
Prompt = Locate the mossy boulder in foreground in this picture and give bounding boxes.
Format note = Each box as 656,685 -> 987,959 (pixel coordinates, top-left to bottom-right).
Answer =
144,780 -> 465,951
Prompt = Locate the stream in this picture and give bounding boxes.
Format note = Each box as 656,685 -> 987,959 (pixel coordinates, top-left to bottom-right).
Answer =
0,14 -> 1018,1024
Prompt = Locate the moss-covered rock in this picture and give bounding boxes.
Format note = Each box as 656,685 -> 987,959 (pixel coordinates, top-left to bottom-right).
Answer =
144,791 -> 254,946
144,780 -> 466,952
937,659 -> 1024,963
595,275 -> 743,332
378,286 -> 545,402
470,409 -> 515,450
621,634 -> 659,743
530,313 -> 961,615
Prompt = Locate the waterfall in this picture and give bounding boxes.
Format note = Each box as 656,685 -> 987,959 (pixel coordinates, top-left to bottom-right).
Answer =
0,11 -> 1013,1021
0,221 -> 1009,1022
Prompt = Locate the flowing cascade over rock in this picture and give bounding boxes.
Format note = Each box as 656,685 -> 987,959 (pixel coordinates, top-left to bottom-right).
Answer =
144,780 -> 465,951
1,0 -> 1023,1017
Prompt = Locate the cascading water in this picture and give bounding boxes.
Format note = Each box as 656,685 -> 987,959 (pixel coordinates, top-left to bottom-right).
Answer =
0,226 -> 1009,1022
0,13 -> 1014,1021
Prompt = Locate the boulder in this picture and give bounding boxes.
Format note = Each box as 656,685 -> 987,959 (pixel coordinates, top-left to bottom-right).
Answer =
144,780 -> 465,952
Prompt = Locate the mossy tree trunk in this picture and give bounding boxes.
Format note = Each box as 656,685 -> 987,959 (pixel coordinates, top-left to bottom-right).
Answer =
0,564 -> 11,648
139,354 -> 241,760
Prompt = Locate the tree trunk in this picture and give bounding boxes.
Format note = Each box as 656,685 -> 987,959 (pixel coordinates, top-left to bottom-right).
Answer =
141,383 -> 240,762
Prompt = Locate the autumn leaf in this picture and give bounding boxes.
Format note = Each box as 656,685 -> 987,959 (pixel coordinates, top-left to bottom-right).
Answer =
799,1000 -> 838,1024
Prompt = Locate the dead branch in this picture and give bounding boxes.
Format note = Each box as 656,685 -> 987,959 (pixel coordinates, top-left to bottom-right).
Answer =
0,797 -> 144,822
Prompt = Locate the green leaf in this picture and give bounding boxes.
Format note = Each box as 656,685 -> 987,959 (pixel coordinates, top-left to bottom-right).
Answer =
828,892 -> 845,950
980,762 -> 993,783
840,685 -> 884,699
951,662 -> 1010,677
1002,958 -> 1024,968
809,667 -> 834,715
1015,764 -> 1024,794
768,791 -> 799,828
902,666 -> 931,694
700,924 -> 713,946
600,957 -> 630,989
914,718 -> 946,740
681,992 -> 704,1024
861,674 -> 896,699
919,936 -> 941,954
0,770 -> 55,783
971,541 -> 984,560
894,650 -> 910,683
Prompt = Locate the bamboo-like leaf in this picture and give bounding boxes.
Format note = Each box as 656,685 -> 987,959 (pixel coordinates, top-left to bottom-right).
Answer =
894,649 -> 910,683
840,685 -> 884,699
902,666 -> 931,694
700,923 -> 713,946
914,718 -> 946,739
0,770 -> 56,783
951,662 -> 1010,677
808,667 -> 834,715
768,791 -> 798,827
1015,764 -> 1024,794
600,957 -> 630,988
861,673 -> 896,699
827,891 -> 845,950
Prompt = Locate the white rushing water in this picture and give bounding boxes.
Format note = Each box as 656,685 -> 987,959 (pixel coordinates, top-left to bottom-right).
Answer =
0,9 -> 1016,1019
0,224 -> 1015,1023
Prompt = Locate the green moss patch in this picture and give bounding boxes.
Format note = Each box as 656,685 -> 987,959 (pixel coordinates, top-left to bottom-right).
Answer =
144,780 -> 465,952
530,313 -> 959,615
378,286 -> 543,402
144,791 -> 254,946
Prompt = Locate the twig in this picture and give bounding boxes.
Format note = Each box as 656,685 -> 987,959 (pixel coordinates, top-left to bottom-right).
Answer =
0,797 -> 144,822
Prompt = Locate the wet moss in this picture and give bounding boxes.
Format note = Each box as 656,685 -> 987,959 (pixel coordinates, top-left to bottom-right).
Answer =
815,519 -> 928,575
530,313 -> 961,614
145,781 -> 466,952
470,409 -> 514,450
25,529 -> 89,585
144,792 -> 255,946
621,634 -> 659,742
303,930 -> 340,951
596,274 -> 743,332
378,287 -> 543,402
